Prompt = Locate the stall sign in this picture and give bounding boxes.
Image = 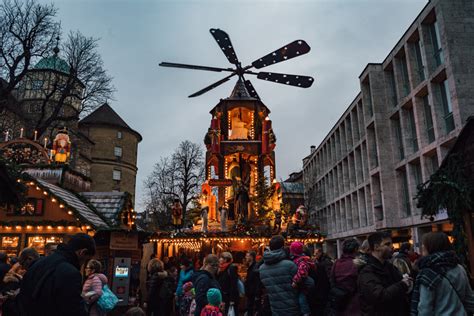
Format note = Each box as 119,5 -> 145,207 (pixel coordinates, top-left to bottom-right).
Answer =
110,232 -> 138,250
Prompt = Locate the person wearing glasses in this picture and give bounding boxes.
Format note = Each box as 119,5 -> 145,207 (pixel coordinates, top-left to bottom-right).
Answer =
82,259 -> 108,316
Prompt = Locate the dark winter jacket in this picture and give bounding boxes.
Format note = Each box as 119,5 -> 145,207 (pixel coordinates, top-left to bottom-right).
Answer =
193,270 -> 220,316
358,254 -> 409,316
217,264 -> 239,307
312,256 -> 331,314
146,271 -> 174,316
244,262 -> 259,299
259,248 -> 299,316
17,244 -> 87,316
331,253 -> 360,316
0,262 -> 10,287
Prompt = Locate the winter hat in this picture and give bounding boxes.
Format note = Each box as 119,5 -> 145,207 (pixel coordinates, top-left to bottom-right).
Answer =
183,281 -> 193,292
290,241 -> 304,256
206,288 -> 222,307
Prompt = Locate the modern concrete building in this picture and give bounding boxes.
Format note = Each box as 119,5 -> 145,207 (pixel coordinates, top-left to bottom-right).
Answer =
303,0 -> 474,257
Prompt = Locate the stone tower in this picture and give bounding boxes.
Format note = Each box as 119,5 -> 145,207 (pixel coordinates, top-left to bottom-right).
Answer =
79,103 -> 142,200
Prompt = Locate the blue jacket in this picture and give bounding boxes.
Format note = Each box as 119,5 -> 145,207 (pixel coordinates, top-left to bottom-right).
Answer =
259,248 -> 299,316
417,264 -> 474,315
176,267 -> 194,296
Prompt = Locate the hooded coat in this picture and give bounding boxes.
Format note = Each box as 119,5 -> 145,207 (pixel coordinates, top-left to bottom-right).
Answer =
17,244 -> 87,316
192,270 -> 220,316
358,254 -> 409,316
259,248 -> 299,316
82,273 -> 108,316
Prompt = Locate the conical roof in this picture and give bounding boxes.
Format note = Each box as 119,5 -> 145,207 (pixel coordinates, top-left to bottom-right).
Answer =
80,103 -> 142,141
227,78 -> 256,100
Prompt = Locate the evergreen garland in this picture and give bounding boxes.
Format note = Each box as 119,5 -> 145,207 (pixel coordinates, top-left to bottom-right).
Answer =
416,153 -> 472,264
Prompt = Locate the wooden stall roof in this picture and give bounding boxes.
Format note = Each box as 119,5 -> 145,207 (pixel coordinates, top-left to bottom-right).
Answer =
34,178 -> 109,229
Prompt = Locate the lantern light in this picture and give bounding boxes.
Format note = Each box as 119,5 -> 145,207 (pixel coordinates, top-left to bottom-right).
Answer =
59,204 -> 65,208
67,211 -> 73,215
47,226 -> 52,230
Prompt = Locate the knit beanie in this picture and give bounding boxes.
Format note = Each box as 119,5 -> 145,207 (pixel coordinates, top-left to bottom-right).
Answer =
290,241 -> 304,256
206,288 -> 222,307
183,281 -> 193,292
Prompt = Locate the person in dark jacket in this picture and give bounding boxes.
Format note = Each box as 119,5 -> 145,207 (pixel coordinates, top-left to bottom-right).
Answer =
18,233 -> 95,316
329,238 -> 360,316
259,235 -> 299,316
244,251 -> 259,316
0,252 -> 10,288
358,232 -> 412,316
217,252 -> 239,315
1,247 -> 39,316
312,246 -> 332,315
193,254 -> 221,316
146,258 -> 172,316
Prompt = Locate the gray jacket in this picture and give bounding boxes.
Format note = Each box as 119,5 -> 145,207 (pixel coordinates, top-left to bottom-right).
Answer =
418,264 -> 474,315
259,248 -> 300,316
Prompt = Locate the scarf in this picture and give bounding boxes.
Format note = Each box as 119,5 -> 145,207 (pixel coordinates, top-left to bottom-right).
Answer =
410,251 -> 458,315
219,261 -> 231,273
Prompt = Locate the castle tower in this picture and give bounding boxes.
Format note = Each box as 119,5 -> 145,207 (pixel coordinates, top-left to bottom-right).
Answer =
203,79 -> 277,222
79,103 -> 142,200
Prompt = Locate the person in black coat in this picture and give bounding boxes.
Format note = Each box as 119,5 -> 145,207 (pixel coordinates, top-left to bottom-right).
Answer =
217,252 -> 240,315
0,252 -> 10,288
146,261 -> 178,316
358,232 -> 412,316
193,254 -> 220,316
17,233 -> 96,316
244,251 -> 259,316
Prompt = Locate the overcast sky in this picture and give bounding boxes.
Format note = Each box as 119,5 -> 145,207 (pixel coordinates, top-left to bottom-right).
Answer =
41,0 -> 428,211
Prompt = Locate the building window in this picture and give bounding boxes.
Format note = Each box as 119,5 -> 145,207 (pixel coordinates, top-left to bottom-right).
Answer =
430,20 -> 444,67
393,117 -> 405,160
399,169 -> 411,217
31,79 -> 44,91
114,146 -> 122,157
388,69 -> 398,107
29,103 -> 42,113
113,170 -> 121,181
423,96 -> 435,143
117,131 -> 122,139
406,108 -> 418,153
399,56 -> 410,97
365,82 -> 373,117
414,41 -> 426,81
439,80 -> 454,133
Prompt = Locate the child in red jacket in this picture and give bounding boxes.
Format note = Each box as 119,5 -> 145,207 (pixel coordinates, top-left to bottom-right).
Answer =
290,241 -> 315,316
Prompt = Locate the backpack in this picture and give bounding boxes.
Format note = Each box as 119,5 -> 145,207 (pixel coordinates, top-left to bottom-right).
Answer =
96,285 -> 119,312
328,260 -> 353,311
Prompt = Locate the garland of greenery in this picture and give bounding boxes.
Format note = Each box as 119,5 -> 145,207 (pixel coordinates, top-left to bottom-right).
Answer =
0,156 -> 28,203
416,153 -> 472,264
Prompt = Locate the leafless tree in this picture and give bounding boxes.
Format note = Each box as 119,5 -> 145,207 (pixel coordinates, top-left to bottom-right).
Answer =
144,141 -> 205,229
31,31 -> 114,135
0,0 -> 59,98
0,0 -> 114,136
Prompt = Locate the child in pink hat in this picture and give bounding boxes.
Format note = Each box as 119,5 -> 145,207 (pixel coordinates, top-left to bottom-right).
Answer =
290,241 -> 315,316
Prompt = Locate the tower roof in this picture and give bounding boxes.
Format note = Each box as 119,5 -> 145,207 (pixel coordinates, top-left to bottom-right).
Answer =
80,103 -> 142,141
34,55 -> 70,74
226,78 -> 257,100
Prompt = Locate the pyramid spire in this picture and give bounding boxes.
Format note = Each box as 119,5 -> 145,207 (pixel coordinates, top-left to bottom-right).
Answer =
228,78 -> 253,100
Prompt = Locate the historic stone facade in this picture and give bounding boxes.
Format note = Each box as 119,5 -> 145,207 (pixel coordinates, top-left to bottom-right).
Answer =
79,103 -> 142,200
303,0 -> 474,257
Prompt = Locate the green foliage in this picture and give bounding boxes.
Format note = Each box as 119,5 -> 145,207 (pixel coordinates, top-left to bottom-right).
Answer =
251,174 -> 276,221
416,154 -> 473,264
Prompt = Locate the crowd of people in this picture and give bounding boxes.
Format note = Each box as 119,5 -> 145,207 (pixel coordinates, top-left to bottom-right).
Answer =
0,231 -> 473,315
